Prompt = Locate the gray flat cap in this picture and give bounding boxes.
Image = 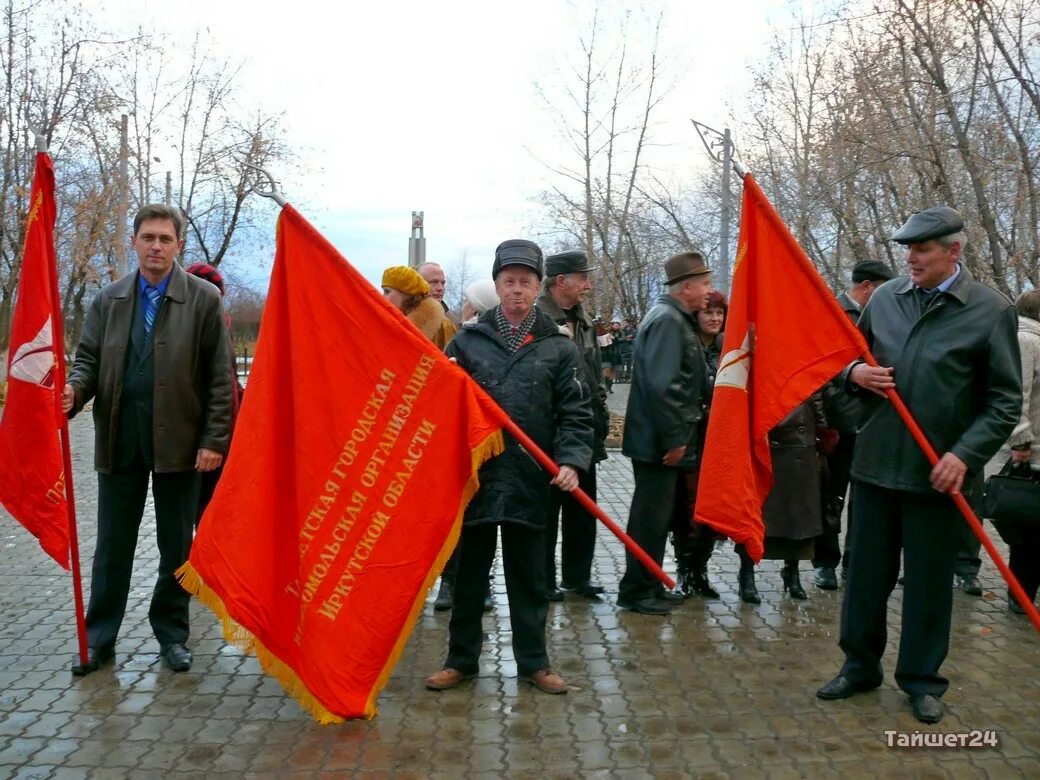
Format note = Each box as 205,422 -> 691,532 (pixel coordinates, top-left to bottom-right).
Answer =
891,205 -> 964,245
545,250 -> 593,278
851,260 -> 895,283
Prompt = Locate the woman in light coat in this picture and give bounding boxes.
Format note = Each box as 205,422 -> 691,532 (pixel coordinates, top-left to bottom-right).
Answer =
1005,289 -> 1040,614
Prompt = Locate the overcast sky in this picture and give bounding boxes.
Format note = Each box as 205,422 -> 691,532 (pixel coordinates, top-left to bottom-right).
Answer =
93,0 -> 798,289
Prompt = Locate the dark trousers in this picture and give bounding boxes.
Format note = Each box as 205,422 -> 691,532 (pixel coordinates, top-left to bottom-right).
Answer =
86,458 -> 200,650
195,464 -> 222,529
545,465 -> 597,589
953,520 -> 983,577
1009,528 -> 1040,603
446,523 -> 549,677
619,460 -> 685,603
813,434 -> 855,570
839,480 -> 960,697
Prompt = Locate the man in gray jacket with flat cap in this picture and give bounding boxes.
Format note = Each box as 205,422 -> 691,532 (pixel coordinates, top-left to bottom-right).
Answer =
536,250 -> 609,601
817,206 -> 1021,724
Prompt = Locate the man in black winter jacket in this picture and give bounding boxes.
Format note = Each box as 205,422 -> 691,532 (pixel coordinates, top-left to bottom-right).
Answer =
618,252 -> 712,615
425,239 -> 593,695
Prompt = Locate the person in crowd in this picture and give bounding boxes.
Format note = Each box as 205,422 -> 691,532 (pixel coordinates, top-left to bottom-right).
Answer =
814,260 -> 895,589
673,290 -> 727,599
817,205 -> 1021,725
381,265 -> 455,348
460,279 -> 499,324
63,204 -> 233,675
425,240 -> 592,695
618,252 -> 711,615
603,320 -> 615,391
1002,289 -> 1040,614
758,396 -> 828,600
618,320 -> 637,381
536,250 -> 609,601
433,278 -> 499,612
417,261 -> 461,329
184,262 -> 244,528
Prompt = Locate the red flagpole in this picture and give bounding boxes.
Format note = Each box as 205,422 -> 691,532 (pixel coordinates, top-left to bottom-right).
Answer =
36,143 -> 89,665
859,353 -> 1040,635
499,417 -> 675,590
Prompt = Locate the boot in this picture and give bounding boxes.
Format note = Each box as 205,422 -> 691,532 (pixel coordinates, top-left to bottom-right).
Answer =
691,567 -> 720,599
782,561 -> 807,600
433,578 -> 453,611
738,563 -> 761,604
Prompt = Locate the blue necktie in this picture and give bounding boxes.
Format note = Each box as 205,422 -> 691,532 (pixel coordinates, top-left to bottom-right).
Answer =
144,287 -> 162,336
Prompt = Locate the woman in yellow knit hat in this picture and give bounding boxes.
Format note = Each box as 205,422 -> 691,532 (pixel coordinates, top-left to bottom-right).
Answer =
381,265 -> 456,349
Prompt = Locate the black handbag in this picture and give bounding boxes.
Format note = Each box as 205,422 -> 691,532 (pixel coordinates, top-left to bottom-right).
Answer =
980,460 -> 1040,526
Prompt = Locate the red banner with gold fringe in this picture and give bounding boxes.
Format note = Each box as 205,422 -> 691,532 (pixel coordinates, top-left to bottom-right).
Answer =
178,205 -> 504,722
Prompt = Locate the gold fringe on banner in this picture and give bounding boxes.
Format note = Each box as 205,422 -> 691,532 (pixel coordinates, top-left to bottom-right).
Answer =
176,427 -> 505,724
175,560 -> 344,724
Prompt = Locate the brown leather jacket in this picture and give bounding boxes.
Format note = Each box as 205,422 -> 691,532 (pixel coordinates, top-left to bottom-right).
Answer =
68,263 -> 233,473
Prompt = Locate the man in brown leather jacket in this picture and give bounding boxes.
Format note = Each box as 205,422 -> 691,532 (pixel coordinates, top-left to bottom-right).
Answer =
63,204 -> 233,675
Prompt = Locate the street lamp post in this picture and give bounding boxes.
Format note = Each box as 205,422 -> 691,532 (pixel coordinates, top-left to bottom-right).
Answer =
691,120 -> 738,294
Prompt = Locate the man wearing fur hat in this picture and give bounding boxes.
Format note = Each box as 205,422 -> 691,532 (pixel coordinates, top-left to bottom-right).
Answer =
817,206 -> 1021,724
536,250 -> 609,601
381,265 -> 455,348
425,239 -> 593,695
618,252 -> 712,616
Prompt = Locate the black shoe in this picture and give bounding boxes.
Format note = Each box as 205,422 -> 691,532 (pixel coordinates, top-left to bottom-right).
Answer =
71,646 -> 114,676
162,643 -> 192,672
816,674 -> 880,700
1008,593 -> 1028,615
738,567 -> 761,604
840,565 -> 849,581
814,566 -> 838,590
955,574 -> 983,596
433,579 -> 453,611
563,581 -> 605,599
546,588 -> 565,602
910,694 -> 944,724
782,563 -> 808,600
617,597 -> 672,615
656,588 -> 684,604
483,591 -> 494,612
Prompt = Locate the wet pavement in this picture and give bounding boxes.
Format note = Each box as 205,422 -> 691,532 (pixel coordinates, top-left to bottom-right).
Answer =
1,412 -> 1038,778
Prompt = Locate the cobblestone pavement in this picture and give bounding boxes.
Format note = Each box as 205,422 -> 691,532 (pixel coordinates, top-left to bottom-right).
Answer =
0,413 -> 1037,779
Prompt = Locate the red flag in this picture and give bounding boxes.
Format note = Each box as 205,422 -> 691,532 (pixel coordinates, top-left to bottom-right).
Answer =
0,152 -> 70,568
694,174 -> 868,561
177,205 -> 505,722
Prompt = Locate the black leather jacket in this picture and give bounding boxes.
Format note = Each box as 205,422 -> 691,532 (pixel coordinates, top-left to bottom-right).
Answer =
622,294 -> 708,469
445,306 -> 593,528
844,267 -> 1021,492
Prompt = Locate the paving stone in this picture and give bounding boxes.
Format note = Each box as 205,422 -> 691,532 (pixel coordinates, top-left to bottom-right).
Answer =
0,413 -> 1037,777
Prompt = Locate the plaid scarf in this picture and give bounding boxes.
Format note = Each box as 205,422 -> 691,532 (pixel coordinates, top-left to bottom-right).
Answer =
493,305 -> 537,353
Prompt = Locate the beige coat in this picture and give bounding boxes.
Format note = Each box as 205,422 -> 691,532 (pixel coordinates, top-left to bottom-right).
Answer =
1009,316 -> 1040,467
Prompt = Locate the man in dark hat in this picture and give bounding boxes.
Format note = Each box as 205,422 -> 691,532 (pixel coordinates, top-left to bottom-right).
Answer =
536,250 -> 609,601
618,251 -> 712,615
425,239 -> 593,695
813,259 -> 896,589
817,206 -> 1021,724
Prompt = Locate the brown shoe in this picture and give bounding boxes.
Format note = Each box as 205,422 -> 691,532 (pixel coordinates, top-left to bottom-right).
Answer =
424,668 -> 476,691
523,669 -> 568,695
